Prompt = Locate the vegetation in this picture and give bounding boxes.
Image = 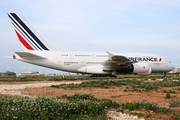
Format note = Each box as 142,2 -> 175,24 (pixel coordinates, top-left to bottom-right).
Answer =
169,100 -> 180,107
0,75 -> 132,82
0,95 -> 108,120
0,75 -> 178,119
162,90 -> 176,94
123,88 -> 142,92
165,93 -> 171,99
119,101 -> 170,114
0,74 -> 173,82
51,78 -> 180,92
0,94 -> 170,120
174,88 -> 180,91
0,76 -> 93,82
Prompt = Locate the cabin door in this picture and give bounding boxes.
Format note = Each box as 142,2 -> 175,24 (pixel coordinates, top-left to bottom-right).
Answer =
58,61 -> 62,66
81,61 -> 85,66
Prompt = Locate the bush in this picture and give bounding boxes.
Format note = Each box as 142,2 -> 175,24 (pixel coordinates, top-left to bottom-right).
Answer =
165,93 -> 171,99
169,100 -> 180,107
102,99 -> 120,109
162,90 -> 176,94
123,89 -> 128,92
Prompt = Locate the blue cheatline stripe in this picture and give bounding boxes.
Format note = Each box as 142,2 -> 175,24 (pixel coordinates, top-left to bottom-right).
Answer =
10,13 -> 49,50
11,22 -> 37,50
8,14 -> 41,50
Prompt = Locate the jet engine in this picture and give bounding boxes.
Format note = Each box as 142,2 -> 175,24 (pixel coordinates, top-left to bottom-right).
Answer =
131,62 -> 152,76
136,67 -> 152,76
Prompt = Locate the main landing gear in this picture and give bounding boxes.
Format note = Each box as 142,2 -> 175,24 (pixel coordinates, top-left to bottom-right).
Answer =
163,72 -> 167,78
90,74 -> 117,77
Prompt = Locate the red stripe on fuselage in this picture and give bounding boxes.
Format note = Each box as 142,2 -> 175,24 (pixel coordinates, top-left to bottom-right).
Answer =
159,58 -> 162,62
15,30 -> 34,50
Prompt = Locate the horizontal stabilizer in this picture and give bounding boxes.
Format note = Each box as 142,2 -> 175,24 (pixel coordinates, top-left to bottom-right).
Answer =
15,52 -> 46,60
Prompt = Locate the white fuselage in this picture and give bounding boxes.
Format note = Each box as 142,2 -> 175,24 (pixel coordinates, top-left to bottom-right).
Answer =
14,51 -> 175,75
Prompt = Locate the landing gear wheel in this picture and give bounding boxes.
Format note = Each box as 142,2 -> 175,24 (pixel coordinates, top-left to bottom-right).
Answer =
90,74 -> 116,77
164,72 -> 167,78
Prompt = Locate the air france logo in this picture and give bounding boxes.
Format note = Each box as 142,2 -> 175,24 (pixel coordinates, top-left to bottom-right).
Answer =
128,57 -> 162,62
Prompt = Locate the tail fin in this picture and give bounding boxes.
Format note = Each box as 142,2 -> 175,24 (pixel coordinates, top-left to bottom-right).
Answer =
8,13 -> 51,51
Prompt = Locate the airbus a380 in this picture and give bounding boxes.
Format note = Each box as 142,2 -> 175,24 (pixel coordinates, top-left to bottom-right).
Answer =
8,13 -> 175,77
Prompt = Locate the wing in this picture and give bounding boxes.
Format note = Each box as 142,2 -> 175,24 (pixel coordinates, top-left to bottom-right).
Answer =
15,52 -> 46,60
103,51 -> 135,70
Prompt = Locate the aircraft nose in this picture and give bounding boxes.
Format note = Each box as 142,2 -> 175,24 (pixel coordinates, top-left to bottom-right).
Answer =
169,63 -> 175,71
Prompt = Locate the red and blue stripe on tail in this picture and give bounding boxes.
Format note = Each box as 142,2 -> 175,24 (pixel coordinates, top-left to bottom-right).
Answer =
8,13 -> 51,51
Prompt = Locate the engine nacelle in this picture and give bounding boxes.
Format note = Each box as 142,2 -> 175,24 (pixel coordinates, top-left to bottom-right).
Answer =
136,67 -> 152,76
77,65 -> 111,74
132,62 -> 152,76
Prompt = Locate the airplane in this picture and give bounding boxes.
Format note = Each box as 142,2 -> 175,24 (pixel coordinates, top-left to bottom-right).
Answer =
8,13 -> 175,77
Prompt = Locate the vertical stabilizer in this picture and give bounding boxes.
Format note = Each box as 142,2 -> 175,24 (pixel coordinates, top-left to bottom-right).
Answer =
8,13 -> 51,51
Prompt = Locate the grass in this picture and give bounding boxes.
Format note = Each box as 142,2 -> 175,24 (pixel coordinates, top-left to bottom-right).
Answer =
173,113 -> 179,120
0,93 -> 120,120
51,79 -> 144,89
51,80 -> 123,89
151,78 -> 156,80
174,88 -> 180,91
0,74 -> 171,82
119,101 -> 170,114
0,75 -> 131,82
123,88 -> 142,92
51,78 -> 180,92
0,94 -> 170,120
0,95 -> 108,120
0,75 -> 178,119
0,76 -> 92,82
169,100 -> 180,107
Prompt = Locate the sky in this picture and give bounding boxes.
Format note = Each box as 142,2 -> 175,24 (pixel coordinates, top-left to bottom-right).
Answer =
0,0 -> 180,75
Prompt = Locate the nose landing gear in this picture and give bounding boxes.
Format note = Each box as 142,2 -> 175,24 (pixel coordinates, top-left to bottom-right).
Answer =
164,72 -> 167,78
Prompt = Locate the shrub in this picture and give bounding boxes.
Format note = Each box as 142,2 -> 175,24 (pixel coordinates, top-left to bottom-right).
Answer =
102,99 -> 120,109
169,100 -> 180,107
165,93 -> 171,99
123,89 -> 128,92
162,90 -> 167,93
162,90 -> 176,93
175,88 -> 180,91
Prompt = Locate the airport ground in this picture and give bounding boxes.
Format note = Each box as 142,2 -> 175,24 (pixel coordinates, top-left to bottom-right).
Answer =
0,74 -> 180,120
